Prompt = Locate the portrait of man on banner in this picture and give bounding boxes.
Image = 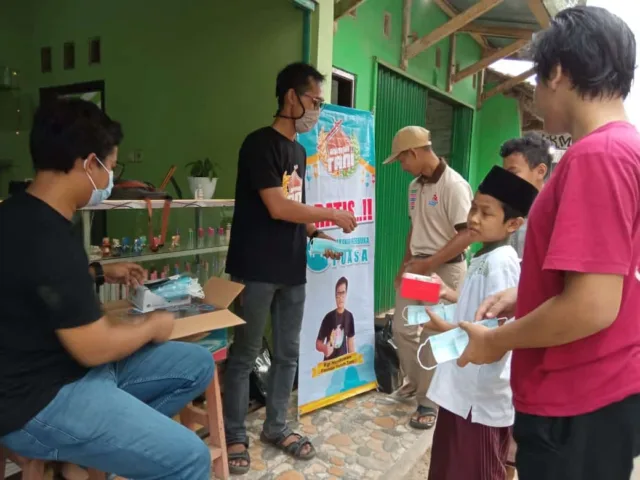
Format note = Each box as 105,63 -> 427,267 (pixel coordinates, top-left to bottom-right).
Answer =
316,277 -> 356,361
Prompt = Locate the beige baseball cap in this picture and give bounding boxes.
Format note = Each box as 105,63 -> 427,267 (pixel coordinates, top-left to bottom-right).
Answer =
383,126 -> 432,165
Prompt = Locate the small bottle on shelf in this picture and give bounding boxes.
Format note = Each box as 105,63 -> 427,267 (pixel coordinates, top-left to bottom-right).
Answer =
218,227 -> 225,246
197,227 -> 205,249
207,227 -> 215,248
187,228 -> 195,250
225,223 -> 231,245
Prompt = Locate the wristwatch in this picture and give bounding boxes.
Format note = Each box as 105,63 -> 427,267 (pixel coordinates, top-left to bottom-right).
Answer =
90,262 -> 105,288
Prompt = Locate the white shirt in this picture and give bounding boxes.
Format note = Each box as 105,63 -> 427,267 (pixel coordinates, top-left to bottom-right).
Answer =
427,245 -> 520,427
509,218 -> 527,260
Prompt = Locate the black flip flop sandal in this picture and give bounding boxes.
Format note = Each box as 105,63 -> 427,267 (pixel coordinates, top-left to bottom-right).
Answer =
227,443 -> 251,475
260,431 -> 316,460
409,405 -> 437,430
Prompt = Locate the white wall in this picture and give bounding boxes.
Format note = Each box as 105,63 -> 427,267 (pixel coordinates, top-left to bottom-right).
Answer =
587,0 -> 640,129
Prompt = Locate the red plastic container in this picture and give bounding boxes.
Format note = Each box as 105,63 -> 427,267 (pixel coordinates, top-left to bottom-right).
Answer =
400,273 -> 441,303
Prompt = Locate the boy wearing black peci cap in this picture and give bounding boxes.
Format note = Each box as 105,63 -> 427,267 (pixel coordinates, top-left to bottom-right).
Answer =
421,166 -> 538,480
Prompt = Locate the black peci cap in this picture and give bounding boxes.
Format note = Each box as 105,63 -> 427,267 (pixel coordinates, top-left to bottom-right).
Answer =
478,166 -> 539,216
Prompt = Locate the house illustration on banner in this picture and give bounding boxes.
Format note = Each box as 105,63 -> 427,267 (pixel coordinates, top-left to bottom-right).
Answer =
319,120 -> 357,176
283,165 -> 303,203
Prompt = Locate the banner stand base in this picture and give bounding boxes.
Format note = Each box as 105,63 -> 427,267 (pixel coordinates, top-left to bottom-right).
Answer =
298,381 -> 377,416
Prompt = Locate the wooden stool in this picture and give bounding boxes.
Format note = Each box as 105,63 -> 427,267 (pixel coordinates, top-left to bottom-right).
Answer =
180,364 -> 229,479
0,446 -> 105,479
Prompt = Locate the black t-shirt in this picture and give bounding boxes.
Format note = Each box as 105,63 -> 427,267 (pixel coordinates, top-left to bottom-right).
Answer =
317,309 -> 355,361
226,127 -> 308,285
0,193 -> 102,436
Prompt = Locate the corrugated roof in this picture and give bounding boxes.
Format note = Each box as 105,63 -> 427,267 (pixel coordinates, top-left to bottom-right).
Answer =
448,0 -> 539,48
446,0 -> 586,49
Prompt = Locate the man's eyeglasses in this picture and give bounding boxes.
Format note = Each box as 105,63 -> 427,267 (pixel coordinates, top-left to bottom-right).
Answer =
301,93 -> 325,110
336,290 -> 347,298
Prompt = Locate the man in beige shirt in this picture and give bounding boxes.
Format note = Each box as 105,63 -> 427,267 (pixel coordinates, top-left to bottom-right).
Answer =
384,126 -> 474,430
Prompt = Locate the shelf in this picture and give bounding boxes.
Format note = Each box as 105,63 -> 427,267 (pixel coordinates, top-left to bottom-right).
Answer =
90,245 -> 228,264
81,199 -> 235,211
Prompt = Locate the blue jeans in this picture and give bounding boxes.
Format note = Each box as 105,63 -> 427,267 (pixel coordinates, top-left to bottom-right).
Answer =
0,342 -> 214,480
223,281 -> 305,446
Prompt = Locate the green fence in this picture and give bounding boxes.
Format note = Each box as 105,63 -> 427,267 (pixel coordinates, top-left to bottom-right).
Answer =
374,66 -> 429,315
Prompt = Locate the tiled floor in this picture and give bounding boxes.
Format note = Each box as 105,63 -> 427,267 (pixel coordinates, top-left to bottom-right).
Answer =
237,391 -> 432,480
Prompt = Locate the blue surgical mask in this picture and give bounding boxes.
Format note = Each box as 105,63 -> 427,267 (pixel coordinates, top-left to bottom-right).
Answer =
403,304 -> 457,326
148,275 -> 204,301
417,318 -> 504,370
85,157 -> 114,207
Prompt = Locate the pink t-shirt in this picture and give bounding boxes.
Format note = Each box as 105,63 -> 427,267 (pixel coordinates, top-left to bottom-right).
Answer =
512,121 -> 640,417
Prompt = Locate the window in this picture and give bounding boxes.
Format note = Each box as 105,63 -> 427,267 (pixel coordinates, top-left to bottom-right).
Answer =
331,68 -> 356,108
89,37 -> 101,65
64,42 -> 75,70
383,12 -> 391,39
41,47 -> 52,73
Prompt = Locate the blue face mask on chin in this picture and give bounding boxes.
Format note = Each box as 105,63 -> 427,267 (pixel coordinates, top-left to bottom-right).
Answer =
403,304 -> 457,326
85,157 -> 114,207
417,318 -> 505,370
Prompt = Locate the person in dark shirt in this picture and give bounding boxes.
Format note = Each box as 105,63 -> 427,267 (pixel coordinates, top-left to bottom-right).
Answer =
0,99 -> 214,479
316,277 -> 355,361
223,62 -> 358,474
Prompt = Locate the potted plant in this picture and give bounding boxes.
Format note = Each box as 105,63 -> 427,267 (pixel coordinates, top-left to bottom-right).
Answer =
186,158 -> 218,199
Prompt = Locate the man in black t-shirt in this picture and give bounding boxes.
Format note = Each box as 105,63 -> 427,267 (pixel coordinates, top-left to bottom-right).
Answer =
223,62 -> 358,474
0,99 -> 213,479
316,277 -> 356,361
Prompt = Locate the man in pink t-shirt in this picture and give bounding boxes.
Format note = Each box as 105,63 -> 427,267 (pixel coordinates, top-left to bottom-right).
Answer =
457,6 -> 640,480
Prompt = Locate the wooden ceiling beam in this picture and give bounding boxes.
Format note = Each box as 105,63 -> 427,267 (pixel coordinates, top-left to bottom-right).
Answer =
482,67 -> 536,101
433,0 -> 488,49
453,39 -> 528,83
406,0 -> 503,60
400,0 -> 413,70
334,0 -> 367,21
459,23 -> 536,39
446,34 -> 457,92
527,0 -> 551,28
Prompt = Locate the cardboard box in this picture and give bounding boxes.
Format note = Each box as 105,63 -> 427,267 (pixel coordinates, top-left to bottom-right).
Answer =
105,277 -> 245,340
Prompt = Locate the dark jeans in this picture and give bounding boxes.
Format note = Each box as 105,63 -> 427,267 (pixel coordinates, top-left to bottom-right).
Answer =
514,394 -> 640,480
223,280 -> 306,446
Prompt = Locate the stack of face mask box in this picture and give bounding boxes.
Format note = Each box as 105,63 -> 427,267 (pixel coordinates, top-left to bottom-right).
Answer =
129,275 -> 205,313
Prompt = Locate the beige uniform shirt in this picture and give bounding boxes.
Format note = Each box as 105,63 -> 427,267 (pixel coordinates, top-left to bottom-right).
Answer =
408,164 -> 473,256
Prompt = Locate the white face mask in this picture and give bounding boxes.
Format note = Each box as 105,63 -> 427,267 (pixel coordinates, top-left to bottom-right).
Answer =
416,318 -> 505,370
295,108 -> 320,133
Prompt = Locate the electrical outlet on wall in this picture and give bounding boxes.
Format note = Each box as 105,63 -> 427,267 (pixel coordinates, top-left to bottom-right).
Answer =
127,150 -> 144,163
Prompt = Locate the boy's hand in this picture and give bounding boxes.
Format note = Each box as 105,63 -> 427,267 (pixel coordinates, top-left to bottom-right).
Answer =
424,308 -> 455,333
430,273 -> 451,299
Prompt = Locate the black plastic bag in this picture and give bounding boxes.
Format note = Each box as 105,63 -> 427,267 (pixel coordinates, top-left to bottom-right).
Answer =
247,337 -> 299,406
249,338 -> 271,405
374,315 -> 402,394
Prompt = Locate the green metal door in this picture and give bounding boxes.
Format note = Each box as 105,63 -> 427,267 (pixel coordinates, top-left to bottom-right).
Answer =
374,66 -> 428,315
450,105 -> 474,180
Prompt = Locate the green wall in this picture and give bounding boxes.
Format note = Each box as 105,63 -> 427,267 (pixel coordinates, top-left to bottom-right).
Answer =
332,0 -> 522,187
0,0 -> 303,201
472,93 -> 522,189
0,0 -> 34,193
333,0 -> 481,112
0,0 -> 306,248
